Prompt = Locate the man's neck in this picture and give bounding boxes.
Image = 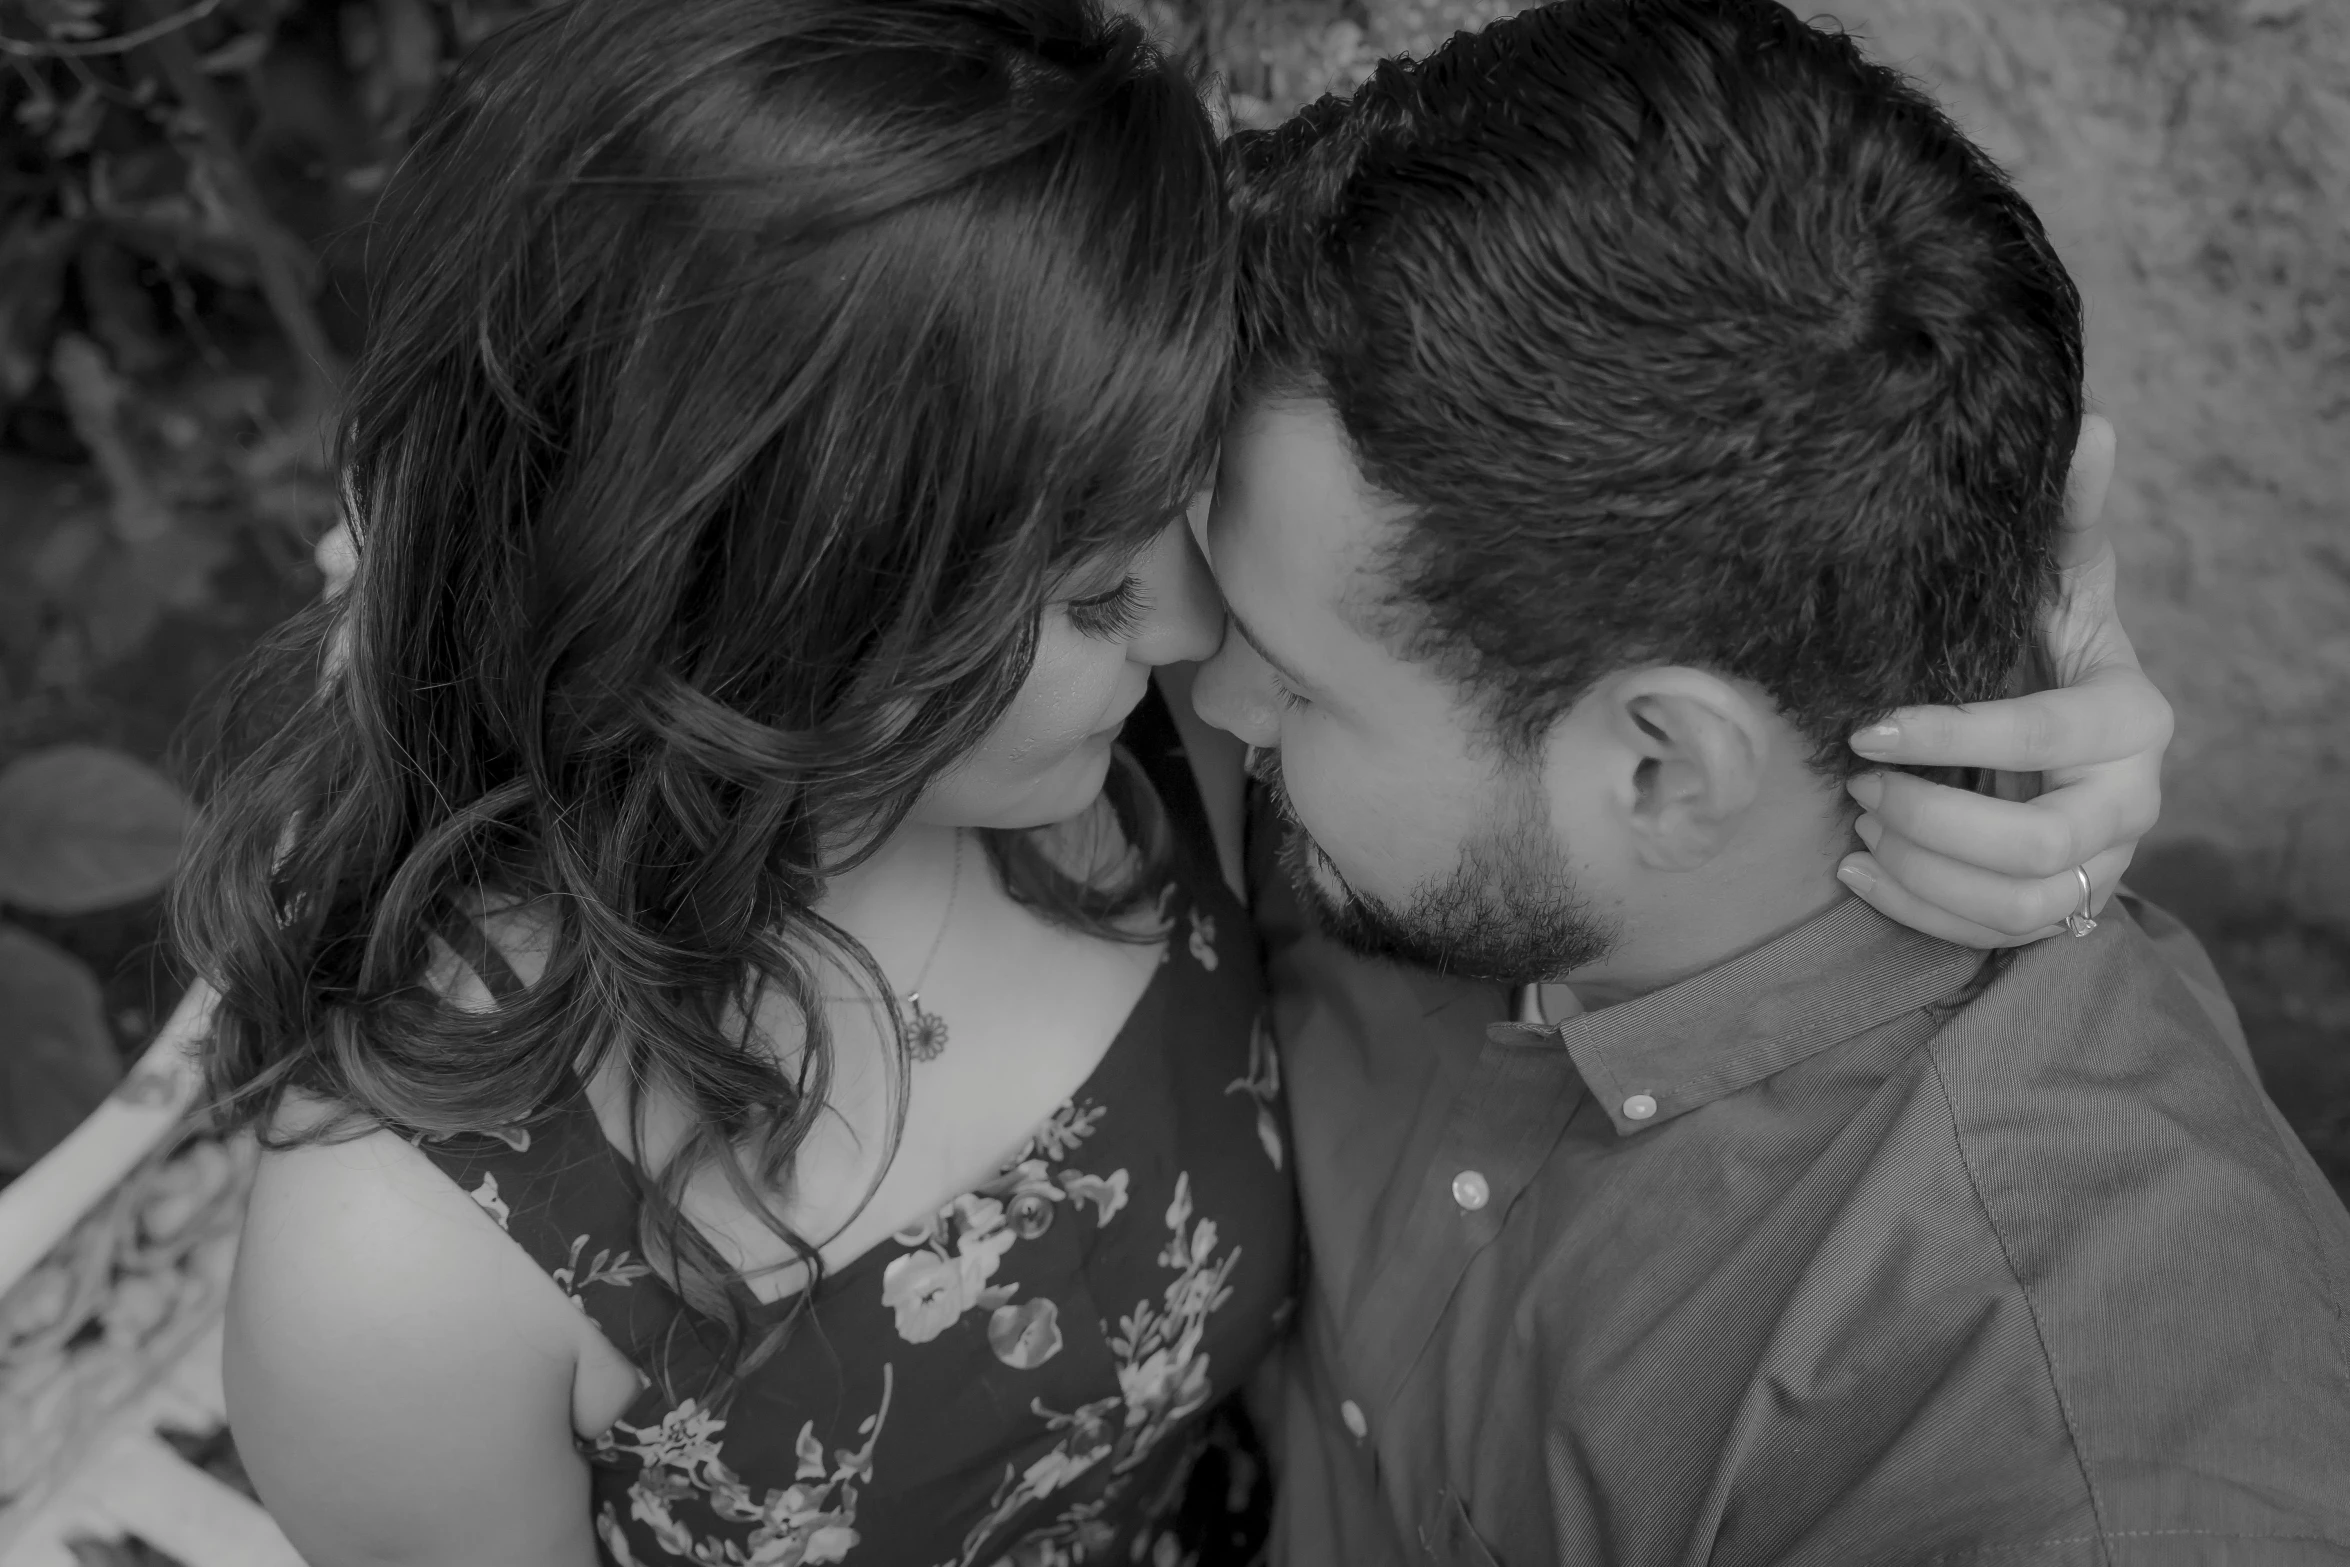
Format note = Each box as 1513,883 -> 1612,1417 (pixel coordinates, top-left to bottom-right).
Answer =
1555,815 -> 1855,1013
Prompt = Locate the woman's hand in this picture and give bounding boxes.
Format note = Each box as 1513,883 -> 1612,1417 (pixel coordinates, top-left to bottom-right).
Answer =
1834,415 -> 2173,947
317,518 -> 359,598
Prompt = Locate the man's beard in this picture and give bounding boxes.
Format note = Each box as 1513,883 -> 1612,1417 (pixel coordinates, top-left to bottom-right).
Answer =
1255,749 -> 1613,985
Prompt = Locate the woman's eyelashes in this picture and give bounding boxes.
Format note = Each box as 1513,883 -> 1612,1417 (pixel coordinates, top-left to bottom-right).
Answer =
1065,575 -> 1150,640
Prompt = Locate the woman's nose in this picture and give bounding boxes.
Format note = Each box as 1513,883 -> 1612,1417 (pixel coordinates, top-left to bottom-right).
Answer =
1130,521 -> 1227,667
1190,628 -> 1284,748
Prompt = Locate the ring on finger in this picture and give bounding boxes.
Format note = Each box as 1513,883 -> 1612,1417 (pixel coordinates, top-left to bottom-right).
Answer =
2062,864 -> 2097,939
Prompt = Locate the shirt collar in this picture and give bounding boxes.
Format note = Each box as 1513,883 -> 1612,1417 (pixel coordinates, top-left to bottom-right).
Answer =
1488,894 -> 1989,1137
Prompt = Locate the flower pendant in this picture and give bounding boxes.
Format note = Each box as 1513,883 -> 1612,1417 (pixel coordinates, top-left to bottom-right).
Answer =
906,995 -> 950,1062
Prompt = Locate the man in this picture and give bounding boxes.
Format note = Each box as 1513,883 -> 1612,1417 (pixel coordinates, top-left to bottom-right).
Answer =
1189,1 -> 2350,1561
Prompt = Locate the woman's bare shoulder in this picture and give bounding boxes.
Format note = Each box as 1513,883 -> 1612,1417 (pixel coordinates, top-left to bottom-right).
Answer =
226,1090 -> 601,1566
234,1088 -> 582,1380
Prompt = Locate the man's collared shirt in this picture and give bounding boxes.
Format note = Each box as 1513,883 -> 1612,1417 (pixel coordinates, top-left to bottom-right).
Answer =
1262,861 -> 2350,1566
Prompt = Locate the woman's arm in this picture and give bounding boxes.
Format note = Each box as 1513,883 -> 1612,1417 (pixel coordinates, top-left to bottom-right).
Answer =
225,1112 -> 604,1567
1834,415 -> 2172,947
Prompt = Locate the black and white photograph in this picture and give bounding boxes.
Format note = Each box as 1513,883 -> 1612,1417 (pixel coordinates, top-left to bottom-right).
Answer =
0,0 -> 2345,1562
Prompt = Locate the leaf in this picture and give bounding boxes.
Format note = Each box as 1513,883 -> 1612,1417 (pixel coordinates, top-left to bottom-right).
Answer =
24,0 -> 106,43
50,333 -> 171,544
366,0 -> 443,138
0,216 -> 80,404
85,161 -> 257,292
0,924 -> 121,1175
198,32 -> 273,76
79,240 -> 166,376
0,745 -> 189,914
76,527 -> 232,664
30,514 -> 106,596
49,84 -> 107,159
12,71 -> 59,135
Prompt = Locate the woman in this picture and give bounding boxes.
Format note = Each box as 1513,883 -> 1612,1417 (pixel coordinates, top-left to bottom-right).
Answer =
174,3 -> 2166,1565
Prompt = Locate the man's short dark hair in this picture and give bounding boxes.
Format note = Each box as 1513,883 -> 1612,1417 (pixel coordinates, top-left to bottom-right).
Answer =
1229,0 -> 2085,771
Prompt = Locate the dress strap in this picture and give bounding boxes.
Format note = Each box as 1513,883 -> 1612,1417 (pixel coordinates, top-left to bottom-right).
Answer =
407,903 -> 686,1410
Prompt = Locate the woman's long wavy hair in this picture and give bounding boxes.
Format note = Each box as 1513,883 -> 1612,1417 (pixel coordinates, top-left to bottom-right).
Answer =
171,0 -> 1232,1403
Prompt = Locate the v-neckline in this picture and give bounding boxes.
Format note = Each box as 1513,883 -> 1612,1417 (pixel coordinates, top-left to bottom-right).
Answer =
560,930 -> 1178,1320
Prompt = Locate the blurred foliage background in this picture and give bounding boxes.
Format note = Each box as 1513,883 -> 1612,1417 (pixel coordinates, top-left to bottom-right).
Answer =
0,0 -> 2342,1207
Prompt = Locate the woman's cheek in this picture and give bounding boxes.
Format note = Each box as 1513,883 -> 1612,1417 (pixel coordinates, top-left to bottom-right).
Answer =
991,619 -> 1130,765
912,631 -> 1124,828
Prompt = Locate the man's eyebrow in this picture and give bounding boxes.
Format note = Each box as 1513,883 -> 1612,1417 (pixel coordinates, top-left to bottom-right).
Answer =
1226,608 -> 1311,691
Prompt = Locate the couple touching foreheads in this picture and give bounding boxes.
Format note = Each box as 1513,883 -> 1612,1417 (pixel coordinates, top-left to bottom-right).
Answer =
183,1 -> 2350,1563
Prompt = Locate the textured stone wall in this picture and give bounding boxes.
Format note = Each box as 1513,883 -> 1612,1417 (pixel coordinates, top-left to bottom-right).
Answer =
1820,0 -> 2350,930
1343,0 -> 2350,934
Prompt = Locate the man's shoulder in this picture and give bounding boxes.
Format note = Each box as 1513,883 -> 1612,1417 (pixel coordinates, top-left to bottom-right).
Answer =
1928,893 -> 2340,1251
1910,896 -> 2350,1538
1618,901 -> 2350,1562
1938,892 -> 2260,1107
2112,886 -> 2255,1063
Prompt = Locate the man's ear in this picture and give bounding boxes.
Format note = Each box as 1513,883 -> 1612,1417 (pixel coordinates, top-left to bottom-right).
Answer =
1585,667 -> 1776,871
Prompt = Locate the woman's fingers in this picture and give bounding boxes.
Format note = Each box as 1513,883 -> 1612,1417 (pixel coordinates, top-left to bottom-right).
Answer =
1833,414 -> 2164,953
1851,668 -> 2174,774
316,521 -> 358,599
1833,855 -> 2066,949
2052,413 -> 2117,571
1846,763 -> 2161,882
1840,814 -> 2133,942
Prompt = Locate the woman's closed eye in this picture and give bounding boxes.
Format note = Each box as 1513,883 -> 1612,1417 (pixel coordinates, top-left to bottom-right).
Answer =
1065,576 -> 1150,640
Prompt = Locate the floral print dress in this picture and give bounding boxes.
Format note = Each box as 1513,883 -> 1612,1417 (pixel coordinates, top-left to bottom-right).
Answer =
409,687 -> 1295,1567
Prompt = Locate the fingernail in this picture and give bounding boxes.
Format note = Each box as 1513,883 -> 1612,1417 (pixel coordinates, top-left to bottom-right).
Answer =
1851,722 -> 1900,757
1838,861 -> 1877,896
1847,772 -> 1885,811
1854,814 -> 1882,851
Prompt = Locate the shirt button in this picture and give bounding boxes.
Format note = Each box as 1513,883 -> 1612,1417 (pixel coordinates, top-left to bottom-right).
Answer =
1450,1170 -> 1490,1211
1340,1399 -> 1368,1440
1623,1093 -> 1658,1121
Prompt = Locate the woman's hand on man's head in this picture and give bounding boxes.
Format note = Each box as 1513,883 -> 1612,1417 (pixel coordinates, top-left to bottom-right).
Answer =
1832,415 -> 2174,949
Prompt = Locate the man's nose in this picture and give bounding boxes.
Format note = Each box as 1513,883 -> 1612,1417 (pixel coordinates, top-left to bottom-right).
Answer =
1191,627 -> 1284,747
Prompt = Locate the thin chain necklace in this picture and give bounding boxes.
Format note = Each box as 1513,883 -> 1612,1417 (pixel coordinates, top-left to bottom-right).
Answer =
900,829 -> 965,1063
